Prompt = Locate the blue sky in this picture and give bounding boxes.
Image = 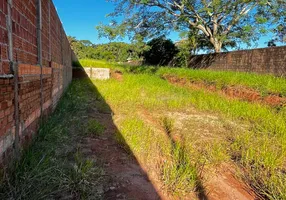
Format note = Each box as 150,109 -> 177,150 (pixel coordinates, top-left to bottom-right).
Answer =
53,0 -> 276,49
53,0 -> 116,44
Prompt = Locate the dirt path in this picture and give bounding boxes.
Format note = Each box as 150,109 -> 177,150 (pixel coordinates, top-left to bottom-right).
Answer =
78,107 -> 257,200
79,110 -> 162,200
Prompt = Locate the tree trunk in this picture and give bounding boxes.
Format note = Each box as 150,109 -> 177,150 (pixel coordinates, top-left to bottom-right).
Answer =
210,37 -> 222,53
214,44 -> 222,53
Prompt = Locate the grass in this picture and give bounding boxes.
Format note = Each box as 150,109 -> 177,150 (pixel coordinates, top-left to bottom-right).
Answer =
156,67 -> 286,96
77,59 -> 286,98
3,58 -> 286,199
92,71 -> 286,199
107,62 -> 286,96
86,119 -> 105,136
0,80 -> 105,200
115,117 -> 199,196
78,59 -> 125,70
161,117 -> 174,135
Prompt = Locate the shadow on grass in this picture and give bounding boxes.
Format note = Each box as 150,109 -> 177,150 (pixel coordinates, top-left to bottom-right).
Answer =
0,65 -> 162,200
162,117 -> 208,200
0,63 -> 211,199
75,74 -> 161,199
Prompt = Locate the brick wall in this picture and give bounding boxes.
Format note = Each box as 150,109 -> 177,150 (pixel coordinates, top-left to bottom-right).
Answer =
0,0 -> 74,165
188,46 -> 286,76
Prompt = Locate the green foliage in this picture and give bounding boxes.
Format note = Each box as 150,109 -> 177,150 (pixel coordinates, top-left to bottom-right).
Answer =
161,143 -> 198,195
86,119 -> 105,136
161,117 -> 174,135
269,23 -> 286,46
99,0 -> 285,52
119,64 -> 286,96
68,36 -> 143,62
144,36 -> 178,65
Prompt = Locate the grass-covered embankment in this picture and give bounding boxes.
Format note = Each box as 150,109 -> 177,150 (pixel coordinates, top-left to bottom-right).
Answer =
77,59 -> 125,70
77,59 -> 286,96
156,67 -> 286,96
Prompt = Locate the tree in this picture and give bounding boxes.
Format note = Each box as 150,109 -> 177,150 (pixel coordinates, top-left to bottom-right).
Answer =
144,36 -> 178,65
276,24 -> 286,43
98,0 -> 285,52
67,36 -> 145,62
267,22 -> 286,47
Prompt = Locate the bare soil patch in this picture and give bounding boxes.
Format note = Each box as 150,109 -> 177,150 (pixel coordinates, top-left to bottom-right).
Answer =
203,164 -> 257,200
79,110 -> 163,200
111,70 -> 123,81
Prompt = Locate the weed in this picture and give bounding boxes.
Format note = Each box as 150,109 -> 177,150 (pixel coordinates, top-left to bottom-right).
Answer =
66,151 -> 104,199
161,144 -> 198,196
86,119 -> 105,136
161,117 -> 174,135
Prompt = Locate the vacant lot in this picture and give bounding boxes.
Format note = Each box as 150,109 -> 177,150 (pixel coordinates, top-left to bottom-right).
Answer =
1,62 -> 286,200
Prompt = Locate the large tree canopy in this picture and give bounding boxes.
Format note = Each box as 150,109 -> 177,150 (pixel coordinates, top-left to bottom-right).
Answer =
144,36 -> 178,65
97,0 -> 285,52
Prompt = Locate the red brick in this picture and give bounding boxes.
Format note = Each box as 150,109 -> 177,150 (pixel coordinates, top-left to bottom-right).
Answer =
1,101 -> 8,110
0,110 -> 4,119
1,87 -> 6,93
6,86 -> 12,92
4,108 -> 11,116
0,0 -> 74,165
8,115 -> 13,123
0,116 -> 8,126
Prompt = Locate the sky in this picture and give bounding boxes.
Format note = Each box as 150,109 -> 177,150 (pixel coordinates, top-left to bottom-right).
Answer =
53,0 -> 278,49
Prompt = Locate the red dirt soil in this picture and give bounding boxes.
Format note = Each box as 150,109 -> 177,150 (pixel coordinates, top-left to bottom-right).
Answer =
203,164 -> 258,200
110,70 -> 123,81
163,75 -> 286,107
80,110 -> 166,200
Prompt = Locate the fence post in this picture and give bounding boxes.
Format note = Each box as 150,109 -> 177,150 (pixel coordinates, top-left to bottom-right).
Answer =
48,0 -> 51,63
7,0 -> 13,74
13,61 -> 19,159
7,0 -> 20,159
37,0 -> 43,120
60,28 -> 64,92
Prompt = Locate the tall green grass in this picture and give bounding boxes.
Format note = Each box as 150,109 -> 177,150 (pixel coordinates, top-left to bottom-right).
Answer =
82,59 -> 286,95
0,80 -> 105,199
92,73 -> 286,199
156,67 -> 286,96
104,61 -> 286,96
78,59 -> 125,69
115,117 -> 199,196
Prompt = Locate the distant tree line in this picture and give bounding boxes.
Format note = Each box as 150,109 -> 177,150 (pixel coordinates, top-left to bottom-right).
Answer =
68,36 -> 196,67
69,28 -> 286,68
68,36 -> 146,62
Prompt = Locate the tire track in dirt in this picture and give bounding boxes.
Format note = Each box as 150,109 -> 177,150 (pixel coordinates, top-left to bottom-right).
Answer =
79,109 -> 164,200
138,109 -> 257,200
